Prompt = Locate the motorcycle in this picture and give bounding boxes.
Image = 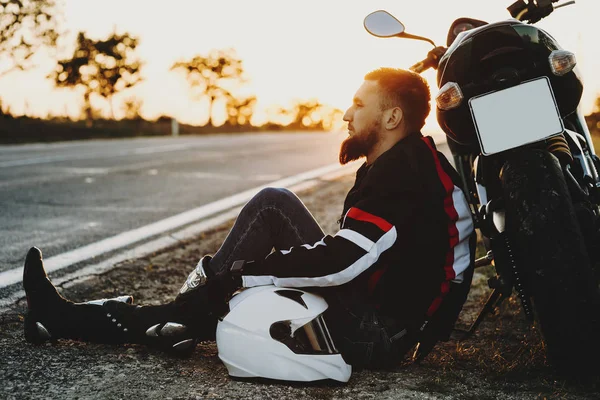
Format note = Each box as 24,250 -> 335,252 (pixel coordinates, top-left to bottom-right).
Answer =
363,0 -> 600,372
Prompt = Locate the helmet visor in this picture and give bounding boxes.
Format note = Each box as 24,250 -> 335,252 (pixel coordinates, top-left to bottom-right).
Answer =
270,314 -> 338,355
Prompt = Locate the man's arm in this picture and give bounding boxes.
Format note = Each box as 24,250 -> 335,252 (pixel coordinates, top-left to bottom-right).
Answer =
239,188 -> 418,288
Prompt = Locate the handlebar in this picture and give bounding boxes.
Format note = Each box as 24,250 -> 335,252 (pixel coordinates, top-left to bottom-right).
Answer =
508,0 -> 571,23
409,60 -> 431,74
409,46 -> 447,74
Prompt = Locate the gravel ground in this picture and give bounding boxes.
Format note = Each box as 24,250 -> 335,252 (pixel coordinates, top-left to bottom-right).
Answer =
1,174 -> 599,399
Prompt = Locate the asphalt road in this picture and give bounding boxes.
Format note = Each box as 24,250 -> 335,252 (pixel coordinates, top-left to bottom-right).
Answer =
0,132 -> 351,274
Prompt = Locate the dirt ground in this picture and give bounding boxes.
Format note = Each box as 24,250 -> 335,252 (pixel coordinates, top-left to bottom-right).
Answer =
1,174 -> 599,399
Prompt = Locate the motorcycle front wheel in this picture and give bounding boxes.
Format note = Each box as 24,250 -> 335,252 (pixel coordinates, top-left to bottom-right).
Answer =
501,149 -> 600,375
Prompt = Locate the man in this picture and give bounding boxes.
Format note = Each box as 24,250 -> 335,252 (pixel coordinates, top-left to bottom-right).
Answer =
23,68 -> 474,369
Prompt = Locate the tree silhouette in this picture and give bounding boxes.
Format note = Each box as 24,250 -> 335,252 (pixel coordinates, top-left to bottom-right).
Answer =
171,48 -> 248,126
224,94 -> 256,126
50,31 -> 143,125
122,96 -> 143,120
0,0 -> 60,78
277,99 -> 343,130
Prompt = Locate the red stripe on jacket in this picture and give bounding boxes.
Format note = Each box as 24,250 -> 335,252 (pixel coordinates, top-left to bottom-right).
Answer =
347,207 -> 393,232
368,267 -> 387,294
421,137 -> 459,316
346,208 -> 393,302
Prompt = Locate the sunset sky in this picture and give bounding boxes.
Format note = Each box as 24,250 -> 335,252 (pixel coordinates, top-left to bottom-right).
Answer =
0,0 -> 597,132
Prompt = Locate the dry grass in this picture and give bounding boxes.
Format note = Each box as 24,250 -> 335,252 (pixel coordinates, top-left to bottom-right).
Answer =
418,236 -> 600,398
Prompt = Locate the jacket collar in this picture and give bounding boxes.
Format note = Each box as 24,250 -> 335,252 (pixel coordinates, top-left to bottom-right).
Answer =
367,131 -> 423,168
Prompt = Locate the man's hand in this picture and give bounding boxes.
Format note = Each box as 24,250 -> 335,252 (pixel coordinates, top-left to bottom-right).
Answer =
207,261 -> 246,309
426,46 -> 447,68
175,260 -> 244,318
212,269 -> 242,300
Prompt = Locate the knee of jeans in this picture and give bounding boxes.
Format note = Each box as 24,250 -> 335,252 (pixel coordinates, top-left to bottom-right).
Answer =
255,187 -> 296,205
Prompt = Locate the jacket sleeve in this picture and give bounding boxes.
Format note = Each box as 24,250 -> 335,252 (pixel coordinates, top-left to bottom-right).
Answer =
240,180 -> 420,288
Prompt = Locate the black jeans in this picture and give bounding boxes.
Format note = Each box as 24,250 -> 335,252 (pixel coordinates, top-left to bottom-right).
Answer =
207,187 -> 325,276
206,187 -> 412,368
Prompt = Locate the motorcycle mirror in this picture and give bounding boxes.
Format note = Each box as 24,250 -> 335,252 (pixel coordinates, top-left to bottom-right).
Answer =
364,10 -> 405,37
364,10 -> 437,47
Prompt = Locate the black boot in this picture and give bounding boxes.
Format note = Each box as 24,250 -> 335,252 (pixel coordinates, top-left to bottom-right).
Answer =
23,247 -> 218,354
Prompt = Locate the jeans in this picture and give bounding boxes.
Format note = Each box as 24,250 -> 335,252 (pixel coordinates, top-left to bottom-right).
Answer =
208,187 -> 325,276
205,187 -> 412,368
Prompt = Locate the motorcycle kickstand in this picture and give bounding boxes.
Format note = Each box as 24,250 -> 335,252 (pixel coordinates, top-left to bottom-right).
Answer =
453,287 -> 508,340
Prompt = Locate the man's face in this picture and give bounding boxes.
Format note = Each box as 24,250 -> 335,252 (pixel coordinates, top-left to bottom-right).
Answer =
340,80 -> 383,165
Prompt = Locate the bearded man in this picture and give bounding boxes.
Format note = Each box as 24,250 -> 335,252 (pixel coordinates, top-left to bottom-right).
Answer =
23,68 -> 475,369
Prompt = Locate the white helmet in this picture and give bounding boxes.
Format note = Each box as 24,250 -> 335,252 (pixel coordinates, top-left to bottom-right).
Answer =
216,285 -> 351,382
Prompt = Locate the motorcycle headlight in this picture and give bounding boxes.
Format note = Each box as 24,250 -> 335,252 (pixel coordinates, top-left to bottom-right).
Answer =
436,82 -> 464,111
548,50 -> 577,76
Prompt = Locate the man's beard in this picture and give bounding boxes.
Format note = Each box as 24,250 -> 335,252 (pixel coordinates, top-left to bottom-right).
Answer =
339,120 -> 380,165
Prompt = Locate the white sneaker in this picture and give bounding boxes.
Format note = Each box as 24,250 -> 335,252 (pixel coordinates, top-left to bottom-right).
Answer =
179,256 -> 212,294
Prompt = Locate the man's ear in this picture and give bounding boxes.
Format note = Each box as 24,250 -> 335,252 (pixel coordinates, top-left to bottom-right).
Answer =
384,107 -> 403,130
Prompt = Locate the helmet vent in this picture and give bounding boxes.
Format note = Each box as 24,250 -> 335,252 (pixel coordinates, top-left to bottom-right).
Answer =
275,290 -> 307,309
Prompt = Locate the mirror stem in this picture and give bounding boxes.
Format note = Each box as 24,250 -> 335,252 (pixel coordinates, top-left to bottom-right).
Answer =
398,32 -> 436,47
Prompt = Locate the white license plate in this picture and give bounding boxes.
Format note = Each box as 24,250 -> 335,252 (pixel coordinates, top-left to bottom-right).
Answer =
468,77 -> 564,155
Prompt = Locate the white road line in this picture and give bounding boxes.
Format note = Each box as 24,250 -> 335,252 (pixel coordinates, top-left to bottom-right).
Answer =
0,143 -> 196,168
0,141 -> 91,153
0,207 -> 243,311
0,145 -> 289,188
0,160 -> 360,290
0,156 -> 218,189
0,139 -> 310,169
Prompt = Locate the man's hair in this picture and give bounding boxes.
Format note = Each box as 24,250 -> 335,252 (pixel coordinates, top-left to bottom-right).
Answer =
364,67 -> 431,131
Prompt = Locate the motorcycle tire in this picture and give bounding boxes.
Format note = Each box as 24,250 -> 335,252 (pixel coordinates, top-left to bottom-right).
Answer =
501,149 -> 600,375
